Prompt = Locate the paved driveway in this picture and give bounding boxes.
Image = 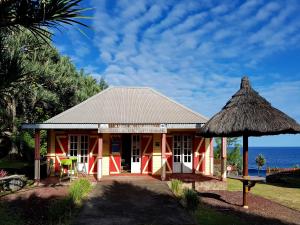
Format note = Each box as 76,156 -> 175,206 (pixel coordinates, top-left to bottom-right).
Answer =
73,177 -> 195,225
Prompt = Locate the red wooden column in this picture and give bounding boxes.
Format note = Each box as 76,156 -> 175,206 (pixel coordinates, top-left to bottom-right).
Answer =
161,133 -> 167,181
221,137 -> 227,181
210,138 -> 214,175
97,134 -> 103,181
243,135 -> 249,208
34,129 -> 41,182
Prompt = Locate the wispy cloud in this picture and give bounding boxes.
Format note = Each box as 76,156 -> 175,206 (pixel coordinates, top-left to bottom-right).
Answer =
87,0 -> 299,123
53,0 -> 300,131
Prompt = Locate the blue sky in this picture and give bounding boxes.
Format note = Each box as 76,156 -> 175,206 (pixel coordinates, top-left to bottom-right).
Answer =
53,0 -> 300,146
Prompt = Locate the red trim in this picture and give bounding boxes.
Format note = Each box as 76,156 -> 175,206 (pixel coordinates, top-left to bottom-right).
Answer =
34,130 -> 40,160
193,137 -> 206,173
141,135 -> 153,174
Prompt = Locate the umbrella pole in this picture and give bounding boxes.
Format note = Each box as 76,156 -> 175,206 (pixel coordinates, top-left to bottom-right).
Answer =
243,135 -> 249,208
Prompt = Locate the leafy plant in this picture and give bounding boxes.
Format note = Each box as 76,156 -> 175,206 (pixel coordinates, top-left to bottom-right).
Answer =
170,179 -> 183,197
68,178 -> 92,205
183,188 -> 199,211
255,154 -> 266,176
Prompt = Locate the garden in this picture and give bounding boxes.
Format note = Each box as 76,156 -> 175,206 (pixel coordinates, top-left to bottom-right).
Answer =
0,178 -> 92,225
169,178 -> 300,225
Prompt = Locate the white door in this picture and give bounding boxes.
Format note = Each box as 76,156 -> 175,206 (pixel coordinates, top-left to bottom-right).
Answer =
173,135 -> 182,173
78,135 -> 89,173
182,135 -> 193,173
172,135 -> 193,173
131,134 -> 141,173
69,135 -> 78,174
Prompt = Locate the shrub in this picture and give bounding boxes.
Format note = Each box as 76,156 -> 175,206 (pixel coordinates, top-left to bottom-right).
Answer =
69,178 -> 92,205
170,179 -> 183,197
183,188 -> 199,211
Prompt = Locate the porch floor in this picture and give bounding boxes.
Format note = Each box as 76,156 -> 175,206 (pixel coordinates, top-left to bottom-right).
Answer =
40,173 -> 226,191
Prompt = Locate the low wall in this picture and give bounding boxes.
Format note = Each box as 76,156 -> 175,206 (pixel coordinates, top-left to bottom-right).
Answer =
0,175 -> 27,192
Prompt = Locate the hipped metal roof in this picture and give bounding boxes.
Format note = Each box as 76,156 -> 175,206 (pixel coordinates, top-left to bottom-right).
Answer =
24,87 -> 207,129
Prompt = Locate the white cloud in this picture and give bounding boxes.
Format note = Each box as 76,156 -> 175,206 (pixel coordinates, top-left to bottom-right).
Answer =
86,0 -> 300,124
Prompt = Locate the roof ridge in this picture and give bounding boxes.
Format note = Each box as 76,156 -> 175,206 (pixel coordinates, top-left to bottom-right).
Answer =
46,87 -> 113,123
149,88 -> 208,121
109,86 -> 152,89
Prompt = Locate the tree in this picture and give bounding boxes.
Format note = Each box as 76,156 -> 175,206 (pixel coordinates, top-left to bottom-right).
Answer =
255,154 -> 266,176
0,0 -> 93,159
227,145 -> 242,173
0,0 -> 88,41
0,30 -> 108,159
214,137 -> 243,174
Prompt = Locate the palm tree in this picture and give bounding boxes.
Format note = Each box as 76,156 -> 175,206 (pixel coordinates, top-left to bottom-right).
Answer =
0,0 -> 88,40
256,154 -> 266,176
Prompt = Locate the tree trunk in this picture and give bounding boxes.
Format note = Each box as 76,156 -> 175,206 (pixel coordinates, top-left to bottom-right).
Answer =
7,95 -> 20,159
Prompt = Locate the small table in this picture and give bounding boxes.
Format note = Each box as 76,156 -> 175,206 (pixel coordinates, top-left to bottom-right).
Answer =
228,175 -> 265,191
60,158 -> 78,181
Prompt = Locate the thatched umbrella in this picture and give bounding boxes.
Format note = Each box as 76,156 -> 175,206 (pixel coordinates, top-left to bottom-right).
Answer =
199,76 -> 300,207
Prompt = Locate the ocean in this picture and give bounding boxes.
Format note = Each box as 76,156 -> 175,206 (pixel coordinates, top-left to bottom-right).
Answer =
244,147 -> 300,176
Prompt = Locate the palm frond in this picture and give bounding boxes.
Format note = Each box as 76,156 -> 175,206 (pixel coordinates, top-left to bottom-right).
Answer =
0,0 -> 90,40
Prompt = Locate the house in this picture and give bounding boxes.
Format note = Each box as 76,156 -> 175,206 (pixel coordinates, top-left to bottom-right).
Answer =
23,87 -> 215,181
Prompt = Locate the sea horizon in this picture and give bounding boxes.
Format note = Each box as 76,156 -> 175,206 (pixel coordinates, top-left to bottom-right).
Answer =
223,146 -> 300,176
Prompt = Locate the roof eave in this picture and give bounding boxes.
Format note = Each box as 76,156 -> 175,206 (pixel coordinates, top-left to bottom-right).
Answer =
22,122 -> 205,130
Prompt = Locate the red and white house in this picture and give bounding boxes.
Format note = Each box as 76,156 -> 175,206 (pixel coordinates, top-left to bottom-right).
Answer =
23,87 -> 219,181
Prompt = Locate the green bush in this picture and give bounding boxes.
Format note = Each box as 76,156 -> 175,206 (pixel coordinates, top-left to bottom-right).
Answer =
69,178 -> 92,205
170,179 -> 183,197
183,188 -> 199,211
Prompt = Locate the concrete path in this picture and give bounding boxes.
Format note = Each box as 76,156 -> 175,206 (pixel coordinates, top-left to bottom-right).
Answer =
73,177 -> 195,225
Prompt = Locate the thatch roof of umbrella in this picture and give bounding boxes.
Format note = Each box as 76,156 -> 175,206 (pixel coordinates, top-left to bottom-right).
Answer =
200,76 -> 300,137
199,76 -> 300,208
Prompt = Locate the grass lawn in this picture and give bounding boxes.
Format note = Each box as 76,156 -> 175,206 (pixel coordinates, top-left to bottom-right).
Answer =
228,178 -> 300,211
194,203 -> 247,225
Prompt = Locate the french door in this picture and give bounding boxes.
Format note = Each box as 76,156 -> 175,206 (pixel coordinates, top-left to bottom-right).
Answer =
173,135 -> 193,173
131,134 -> 141,173
69,135 -> 89,173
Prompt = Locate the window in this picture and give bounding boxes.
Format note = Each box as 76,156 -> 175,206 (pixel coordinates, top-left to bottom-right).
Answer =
173,135 -> 181,163
132,135 -> 140,162
80,136 -> 88,163
69,135 -> 89,163
70,136 -> 78,157
111,136 -> 121,153
183,135 -> 192,163
173,135 -> 192,163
